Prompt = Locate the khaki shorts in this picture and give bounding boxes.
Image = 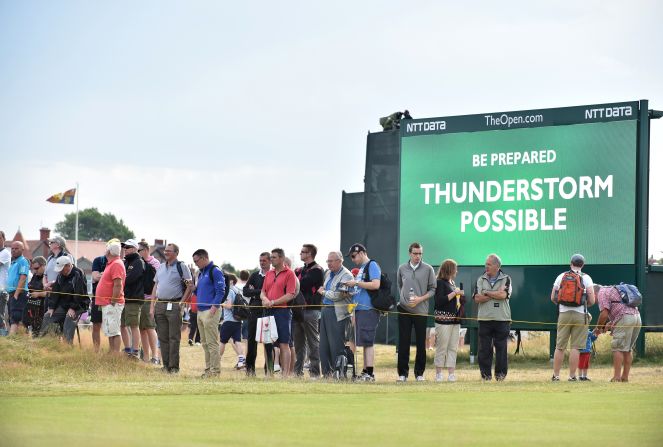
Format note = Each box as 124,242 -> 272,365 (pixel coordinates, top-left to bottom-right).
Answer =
102,304 -> 124,337
556,311 -> 587,350
139,300 -> 156,330
121,302 -> 141,327
611,313 -> 641,352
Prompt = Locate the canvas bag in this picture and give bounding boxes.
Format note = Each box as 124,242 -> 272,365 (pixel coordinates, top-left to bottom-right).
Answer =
255,315 -> 279,344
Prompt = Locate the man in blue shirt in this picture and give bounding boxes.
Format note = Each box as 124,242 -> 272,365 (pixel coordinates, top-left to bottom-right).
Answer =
192,249 -> 225,378
344,244 -> 381,382
7,241 -> 30,335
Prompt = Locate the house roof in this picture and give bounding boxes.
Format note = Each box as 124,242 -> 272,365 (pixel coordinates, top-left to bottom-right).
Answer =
24,239 -> 107,263
12,229 -> 29,252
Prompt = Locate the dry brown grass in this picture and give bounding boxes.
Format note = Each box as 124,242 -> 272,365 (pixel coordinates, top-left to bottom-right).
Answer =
1,327 -> 662,393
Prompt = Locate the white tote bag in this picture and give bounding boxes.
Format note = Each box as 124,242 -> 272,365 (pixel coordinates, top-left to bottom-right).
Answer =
255,315 -> 279,344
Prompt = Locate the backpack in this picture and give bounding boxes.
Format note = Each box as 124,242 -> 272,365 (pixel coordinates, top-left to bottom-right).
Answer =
207,266 -> 230,302
175,261 -> 191,295
363,260 -> 396,312
141,259 -> 156,296
232,288 -> 251,321
613,283 -> 642,308
557,271 -> 585,307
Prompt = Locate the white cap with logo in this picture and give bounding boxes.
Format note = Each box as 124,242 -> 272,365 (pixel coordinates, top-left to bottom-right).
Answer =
54,255 -> 74,272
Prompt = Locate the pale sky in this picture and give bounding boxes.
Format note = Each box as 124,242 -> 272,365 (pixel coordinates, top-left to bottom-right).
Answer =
1,0 -> 661,269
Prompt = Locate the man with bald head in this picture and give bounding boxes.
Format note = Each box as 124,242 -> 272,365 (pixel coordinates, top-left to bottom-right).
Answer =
6,241 -> 30,335
473,253 -> 512,381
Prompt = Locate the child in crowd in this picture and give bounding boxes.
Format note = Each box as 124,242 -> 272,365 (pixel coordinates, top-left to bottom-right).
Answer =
220,274 -> 246,369
579,312 -> 598,381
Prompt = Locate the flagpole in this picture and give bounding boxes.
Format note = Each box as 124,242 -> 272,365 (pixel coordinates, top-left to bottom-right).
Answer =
75,182 -> 79,266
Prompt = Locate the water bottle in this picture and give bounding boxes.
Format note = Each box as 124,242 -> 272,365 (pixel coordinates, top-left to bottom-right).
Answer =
409,287 -> 415,304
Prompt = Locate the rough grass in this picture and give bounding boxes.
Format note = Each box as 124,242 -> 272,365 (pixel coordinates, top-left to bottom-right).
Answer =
1,330 -> 662,446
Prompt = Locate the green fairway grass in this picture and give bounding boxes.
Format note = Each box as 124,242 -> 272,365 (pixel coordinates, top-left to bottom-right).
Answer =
1,332 -> 662,446
3,387 -> 663,447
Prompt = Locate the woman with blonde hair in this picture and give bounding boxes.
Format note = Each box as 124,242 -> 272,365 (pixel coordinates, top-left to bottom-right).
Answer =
434,259 -> 465,382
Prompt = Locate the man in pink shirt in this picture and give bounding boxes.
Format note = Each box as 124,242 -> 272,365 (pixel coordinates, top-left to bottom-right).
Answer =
594,284 -> 642,382
95,239 -> 126,353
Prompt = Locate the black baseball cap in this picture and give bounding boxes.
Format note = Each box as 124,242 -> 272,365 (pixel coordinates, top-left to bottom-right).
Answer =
346,243 -> 366,257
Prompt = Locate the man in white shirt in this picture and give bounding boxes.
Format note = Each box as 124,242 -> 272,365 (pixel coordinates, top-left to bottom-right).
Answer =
550,254 -> 596,381
0,231 -> 11,333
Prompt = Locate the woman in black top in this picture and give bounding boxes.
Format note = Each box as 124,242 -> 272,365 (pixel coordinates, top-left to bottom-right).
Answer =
25,256 -> 48,336
433,259 -> 465,382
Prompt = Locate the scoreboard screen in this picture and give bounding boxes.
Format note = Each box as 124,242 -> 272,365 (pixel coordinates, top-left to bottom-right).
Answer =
399,102 -> 638,266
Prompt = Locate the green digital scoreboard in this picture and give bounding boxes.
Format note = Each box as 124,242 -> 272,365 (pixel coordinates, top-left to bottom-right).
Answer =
399,102 -> 639,266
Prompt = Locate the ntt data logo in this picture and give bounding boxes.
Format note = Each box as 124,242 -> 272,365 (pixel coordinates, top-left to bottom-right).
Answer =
405,120 -> 446,133
584,106 -> 633,119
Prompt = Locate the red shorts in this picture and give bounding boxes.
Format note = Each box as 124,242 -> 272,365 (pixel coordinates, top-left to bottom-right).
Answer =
578,352 -> 591,369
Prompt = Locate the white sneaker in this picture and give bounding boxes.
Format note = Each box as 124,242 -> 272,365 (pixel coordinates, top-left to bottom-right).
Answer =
448,374 -> 456,382
435,373 -> 444,382
358,372 -> 375,382
273,364 -> 281,373
415,376 -> 425,382
396,375 -> 407,382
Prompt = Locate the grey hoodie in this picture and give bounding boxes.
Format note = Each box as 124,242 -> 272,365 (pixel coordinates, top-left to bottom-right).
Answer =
396,261 -> 437,315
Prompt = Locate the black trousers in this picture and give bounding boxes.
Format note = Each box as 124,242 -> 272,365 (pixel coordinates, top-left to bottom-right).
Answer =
245,314 -> 274,375
397,307 -> 428,378
478,320 -> 510,380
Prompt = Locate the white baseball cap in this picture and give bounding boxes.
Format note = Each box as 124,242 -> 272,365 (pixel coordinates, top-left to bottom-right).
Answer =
121,239 -> 139,249
54,255 -> 73,272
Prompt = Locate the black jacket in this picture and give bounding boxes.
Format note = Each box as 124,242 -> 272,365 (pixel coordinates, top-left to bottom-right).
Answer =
50,266 -> 89,312
296,262 -> 324,306
124,252 -> 145,303
243,271 -> 266,317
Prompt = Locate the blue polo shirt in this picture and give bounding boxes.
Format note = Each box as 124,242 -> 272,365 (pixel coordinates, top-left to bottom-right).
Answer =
7,256 -> 30,293
322,271 -> 337,306
353,261 -> 381,311
195,262 -> 225,312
